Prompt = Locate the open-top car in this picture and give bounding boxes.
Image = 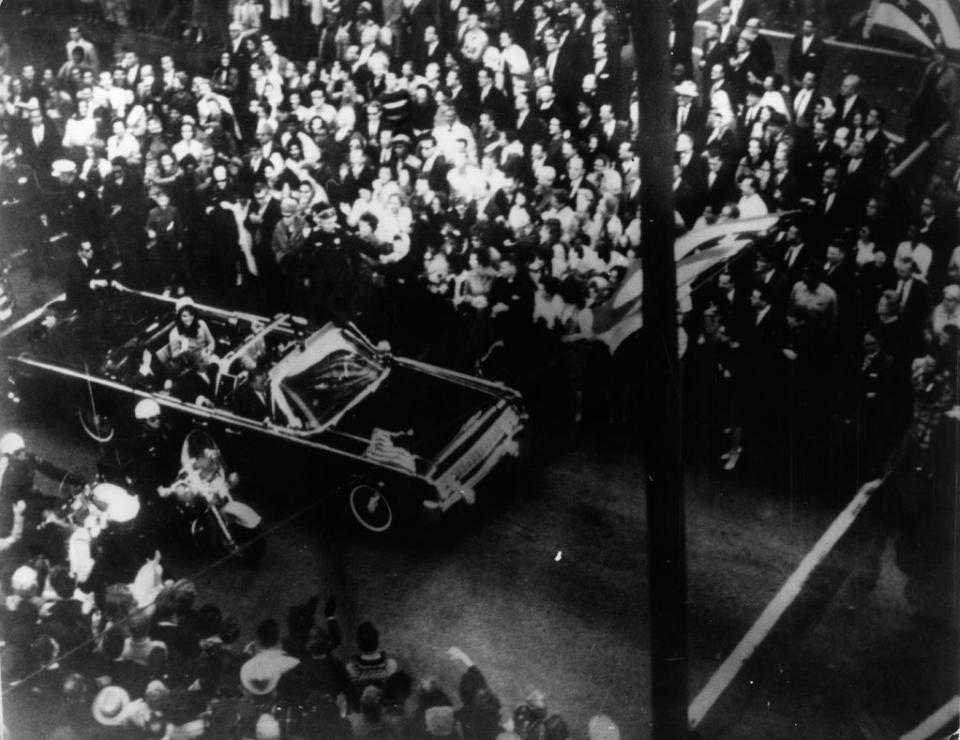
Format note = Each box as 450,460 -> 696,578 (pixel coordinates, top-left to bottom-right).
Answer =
2,286 -> 526,532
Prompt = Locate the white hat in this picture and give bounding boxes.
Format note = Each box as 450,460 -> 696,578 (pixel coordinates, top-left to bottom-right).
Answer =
92,686 -> 131,726
11,565 -> 38,592
134,398 -> 161,420
587,714 -> 620,740
255,713 -> 282,740
0,432 -> 24,455
91,482 -> 140,524
240,652 -> 300,696
674,80 -> 698,98
51,159 -> 77,176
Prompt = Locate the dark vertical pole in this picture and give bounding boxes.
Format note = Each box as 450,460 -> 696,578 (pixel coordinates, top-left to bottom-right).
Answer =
634,1 -> 690,738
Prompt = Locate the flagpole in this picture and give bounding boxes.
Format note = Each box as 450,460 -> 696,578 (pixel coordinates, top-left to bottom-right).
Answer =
633,0 -> 690,737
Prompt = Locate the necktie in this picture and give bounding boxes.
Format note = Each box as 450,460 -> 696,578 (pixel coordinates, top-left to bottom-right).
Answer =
678,106 -> 687,132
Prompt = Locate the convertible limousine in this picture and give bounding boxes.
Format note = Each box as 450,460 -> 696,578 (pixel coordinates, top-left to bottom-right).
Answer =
2,286 -> 526,532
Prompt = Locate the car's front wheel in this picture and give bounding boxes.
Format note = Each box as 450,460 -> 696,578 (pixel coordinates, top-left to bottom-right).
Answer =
348,482 -> 394,533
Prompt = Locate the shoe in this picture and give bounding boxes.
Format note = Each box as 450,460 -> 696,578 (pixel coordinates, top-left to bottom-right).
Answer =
723,447 -> 741,471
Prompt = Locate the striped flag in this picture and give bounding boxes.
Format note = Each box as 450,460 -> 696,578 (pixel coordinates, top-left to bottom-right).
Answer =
592,216 -> 782,353
865,0 -> 960,50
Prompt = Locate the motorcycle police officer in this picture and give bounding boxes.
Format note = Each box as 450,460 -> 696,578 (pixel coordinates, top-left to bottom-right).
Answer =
0,431 -> 84,552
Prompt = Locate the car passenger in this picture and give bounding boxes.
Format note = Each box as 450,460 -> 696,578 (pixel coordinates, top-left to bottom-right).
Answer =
159,297 -> 217,371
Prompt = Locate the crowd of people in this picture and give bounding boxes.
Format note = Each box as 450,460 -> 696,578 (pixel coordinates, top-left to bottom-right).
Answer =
0,0 -> 959,734
0,524 -> 622,739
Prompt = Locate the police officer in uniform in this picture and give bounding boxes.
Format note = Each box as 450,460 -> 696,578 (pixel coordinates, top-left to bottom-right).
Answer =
305,202 -> 383,328
50,159 -> 107,254
0,144 -> 46,274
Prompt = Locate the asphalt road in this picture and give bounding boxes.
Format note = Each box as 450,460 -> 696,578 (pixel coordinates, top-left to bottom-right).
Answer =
4,377 -> 957,738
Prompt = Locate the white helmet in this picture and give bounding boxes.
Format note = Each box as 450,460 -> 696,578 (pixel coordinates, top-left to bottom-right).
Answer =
134,399 -> 161,420
0,432 -> 25,455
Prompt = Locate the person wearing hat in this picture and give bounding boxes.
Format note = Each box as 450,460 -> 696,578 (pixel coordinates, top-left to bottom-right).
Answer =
0,431 -> 82,545
51,156 -> 106,250
587,714 -> 620,740
240,620 -> 301,698
91,685 -> 132,728
0,143 -> 47,277
673,79 -> 706,143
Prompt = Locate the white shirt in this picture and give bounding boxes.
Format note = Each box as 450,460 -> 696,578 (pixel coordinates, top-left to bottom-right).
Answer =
738,192 -> 769,219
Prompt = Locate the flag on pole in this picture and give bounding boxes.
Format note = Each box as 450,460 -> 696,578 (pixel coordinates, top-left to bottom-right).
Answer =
865,0 -> 960,51
592,216 -> 782,352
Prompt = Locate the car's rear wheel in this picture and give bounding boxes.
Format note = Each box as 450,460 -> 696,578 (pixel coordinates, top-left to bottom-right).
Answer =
348,482 -> 394,533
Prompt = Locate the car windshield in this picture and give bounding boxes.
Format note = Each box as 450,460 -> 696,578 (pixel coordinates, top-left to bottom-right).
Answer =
279,346 -> 384,428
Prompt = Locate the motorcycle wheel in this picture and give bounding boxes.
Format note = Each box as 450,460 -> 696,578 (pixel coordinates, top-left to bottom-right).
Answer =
189,514 -> 264,565
77,408 -> 114,443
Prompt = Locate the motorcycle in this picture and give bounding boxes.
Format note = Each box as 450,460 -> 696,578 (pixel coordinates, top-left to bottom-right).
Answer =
158,430 -> 265,565
36,479 -> 142,586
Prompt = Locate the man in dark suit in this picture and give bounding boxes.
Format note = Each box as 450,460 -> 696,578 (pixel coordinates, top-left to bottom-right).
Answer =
231,368 -> 272,421
673,163 -> 700,231
591,41 -> 619,107
795,119 -> 841,199
893,257 -> 930,336
861,106 -> 890,168
19,108 -> 62,177
703,147 -> 736,211
838,138 -> 873,219
768,149 -> 800,211
834,73 -> 867,130
507,0 -> 535,50
416,25 -> 446,73
543,27 -> 579,108
418,135 -> 450,193
791,71 -> 819,128
476,67 -> 510,129
244,182 -> 283,301
674,80 -> 706,146
698,22 -> 728,84
779,222 -> 811,285
755,242 -> 790,312
64,241 -> 108,312
787,18 -> 826,87
597,103 -> 630,158
402,0 -> 440,62
742,18 -> 775,78
716,5 -> 740,50
513,92 -> 547,151
572,98 -> 599,144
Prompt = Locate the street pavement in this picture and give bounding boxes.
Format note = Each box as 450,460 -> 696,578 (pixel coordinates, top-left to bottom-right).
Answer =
3,372 -> 957,738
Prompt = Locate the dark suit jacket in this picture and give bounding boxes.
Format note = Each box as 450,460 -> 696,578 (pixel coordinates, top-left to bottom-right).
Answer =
834,93 -> 868,130
897,277 -> 930,334
703,164 -> 737,211
231,381 -> 271,420
19,120 -> 62,174
787,33 -> 827,83
598,120 -> 630,158
64,254 -> 97,311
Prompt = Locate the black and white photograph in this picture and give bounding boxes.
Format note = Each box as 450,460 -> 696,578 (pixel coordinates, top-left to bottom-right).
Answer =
0,0 -> 957,736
